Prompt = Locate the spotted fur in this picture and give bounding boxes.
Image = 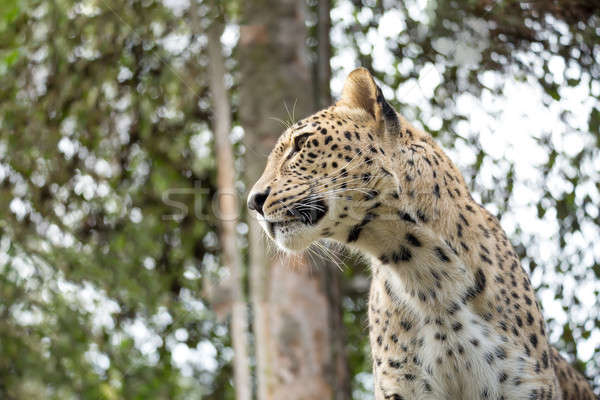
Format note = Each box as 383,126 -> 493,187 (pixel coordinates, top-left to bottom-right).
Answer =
248,68 -> 596,399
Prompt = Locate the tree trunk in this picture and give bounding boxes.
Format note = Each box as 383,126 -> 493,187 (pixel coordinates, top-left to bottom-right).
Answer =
207,20 -> 252,400
316,0 -> 332,108
314,1 -> 351,398
239,0 -> 350,399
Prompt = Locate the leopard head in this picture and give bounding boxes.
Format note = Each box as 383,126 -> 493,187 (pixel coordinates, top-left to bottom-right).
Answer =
247,68 -> 412,252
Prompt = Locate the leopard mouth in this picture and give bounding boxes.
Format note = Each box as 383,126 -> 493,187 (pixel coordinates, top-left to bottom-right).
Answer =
259,218 -> 301,239
259,197 -> 329,251
265,219 -> 299,236
287,197 -> 328,225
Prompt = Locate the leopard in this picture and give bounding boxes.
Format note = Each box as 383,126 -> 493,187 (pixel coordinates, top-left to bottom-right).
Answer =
247,67 -> 596,400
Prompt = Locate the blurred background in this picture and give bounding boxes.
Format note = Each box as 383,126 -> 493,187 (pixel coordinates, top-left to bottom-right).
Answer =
0,0 -> 599,399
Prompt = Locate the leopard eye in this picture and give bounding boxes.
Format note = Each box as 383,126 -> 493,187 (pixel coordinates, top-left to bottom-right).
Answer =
292,133 -> 312,153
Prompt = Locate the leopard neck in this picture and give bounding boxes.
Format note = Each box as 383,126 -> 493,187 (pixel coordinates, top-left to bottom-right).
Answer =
345,133 -> 512,316
350,199 -> 484,315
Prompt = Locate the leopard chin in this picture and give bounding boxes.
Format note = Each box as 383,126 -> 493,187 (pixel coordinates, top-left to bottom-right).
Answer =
264,219 -> 317,253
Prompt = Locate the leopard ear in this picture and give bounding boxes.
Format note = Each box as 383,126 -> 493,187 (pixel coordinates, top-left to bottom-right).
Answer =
375,85 -> 400,135
339,67 -> 400,135
339,67 -> 379,118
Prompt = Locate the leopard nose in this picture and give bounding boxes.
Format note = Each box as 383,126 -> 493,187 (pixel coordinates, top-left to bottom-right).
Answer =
247,187 -> 271,217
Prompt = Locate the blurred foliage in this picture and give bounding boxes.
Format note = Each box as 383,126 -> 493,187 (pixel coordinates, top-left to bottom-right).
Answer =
0,0 -> 598,398
0,0 -> 235,398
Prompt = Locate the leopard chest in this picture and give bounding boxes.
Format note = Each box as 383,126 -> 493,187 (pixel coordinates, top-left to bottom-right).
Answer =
368,273 -> 549,400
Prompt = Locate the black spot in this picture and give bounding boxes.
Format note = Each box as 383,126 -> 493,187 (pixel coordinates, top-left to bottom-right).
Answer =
447,302 -> 460,315
481,253 -> 493,264
347,212 -> 376,243
347,226 -> 362,243
433,183 -> 440,198
405,233 -> 421,247
513,377 -> 522,386
499,371 -> 508,383
530,389 -> 543,400
434,247 -> 450,262
529,334 -> 538,348
475,269 -> 487,293
542,351 -> 549,369
416,210 -> 428,222
367,202 -> 382,211
392,246 -> 412,262
445,240 -> 458,256
495,346 -> 507,359
398,211 -> 416,224
365,190 -> 379,200
526,311 -> 534,325
401,320 -> 412,331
